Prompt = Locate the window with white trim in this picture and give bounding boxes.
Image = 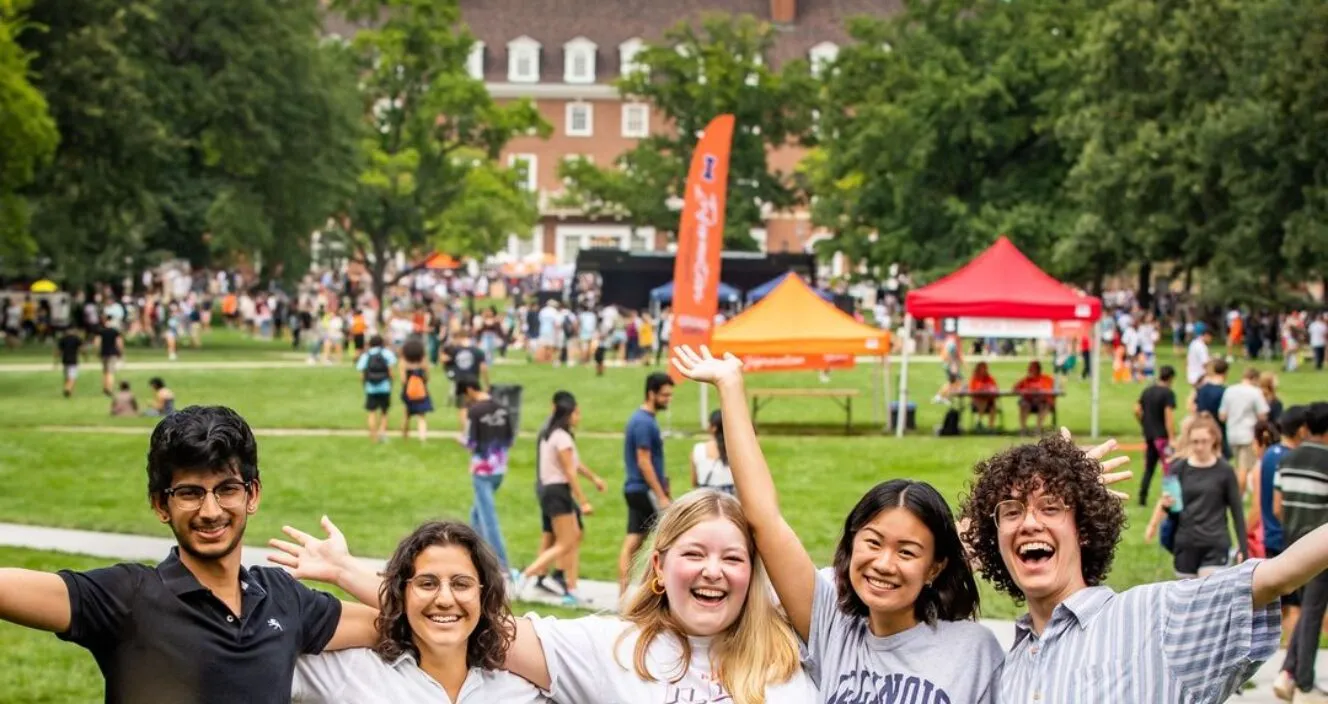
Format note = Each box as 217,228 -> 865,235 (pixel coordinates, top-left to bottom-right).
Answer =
564,37 -> 597,84
508,153 -> 538,192
507,36 -> 541,83
467,41 -> 485,80
619,38 -> 644,77
622,103 -> 649,138
566,102 -> 593,137
809,41 -> 839,77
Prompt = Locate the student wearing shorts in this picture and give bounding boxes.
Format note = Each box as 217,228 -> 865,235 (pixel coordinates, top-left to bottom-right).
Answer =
617,372 -> 674,596
97,316 -> 124,396
55,328 -> 84,398
355,335 -> 397,444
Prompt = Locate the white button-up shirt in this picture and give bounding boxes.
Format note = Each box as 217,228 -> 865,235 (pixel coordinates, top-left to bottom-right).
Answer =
292,648 -> 549,703
998,560 -> 1280,703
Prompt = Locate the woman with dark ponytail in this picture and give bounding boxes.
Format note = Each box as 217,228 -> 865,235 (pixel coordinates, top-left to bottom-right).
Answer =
691,409 -> 735,495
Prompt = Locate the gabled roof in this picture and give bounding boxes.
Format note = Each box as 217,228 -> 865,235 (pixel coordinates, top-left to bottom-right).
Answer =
905,236 -> 1102,321
711,273 -> 887,355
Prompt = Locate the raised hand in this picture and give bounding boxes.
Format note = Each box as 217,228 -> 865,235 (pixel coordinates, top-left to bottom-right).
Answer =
1060,427 -> 1133,501
267,515 -> 354,585
671,345 -> 744,387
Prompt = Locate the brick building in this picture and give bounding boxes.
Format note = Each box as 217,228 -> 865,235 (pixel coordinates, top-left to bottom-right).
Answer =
327,0 -> 901,269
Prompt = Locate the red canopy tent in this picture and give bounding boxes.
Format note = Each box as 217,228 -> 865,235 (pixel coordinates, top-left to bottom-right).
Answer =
897,236 -> 1105,436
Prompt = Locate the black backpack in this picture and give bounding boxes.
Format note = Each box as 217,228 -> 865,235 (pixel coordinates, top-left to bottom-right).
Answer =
937,408 -> 962,436
363,350 -> 391,384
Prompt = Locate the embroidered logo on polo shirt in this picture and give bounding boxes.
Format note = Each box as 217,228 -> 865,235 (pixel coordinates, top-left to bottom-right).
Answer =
267,618 -> 283,632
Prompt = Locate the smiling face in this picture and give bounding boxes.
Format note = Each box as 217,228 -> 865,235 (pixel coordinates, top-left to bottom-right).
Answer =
848,508 -> 943,635
995,487 -> 1086,605
152,467 -> 258,563
405,545 -> 482,657
653,518 -> 752,637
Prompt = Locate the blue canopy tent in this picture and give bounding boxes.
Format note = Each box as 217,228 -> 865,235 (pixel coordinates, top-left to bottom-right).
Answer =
649,281 -> 742,304
745,272 -> 831,305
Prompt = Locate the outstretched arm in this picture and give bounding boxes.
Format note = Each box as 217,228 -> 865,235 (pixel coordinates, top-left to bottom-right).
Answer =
672,345 -> 818,641
1253,523 -> 1328,608
268,517 -> 385,608
0,569 -> 71,632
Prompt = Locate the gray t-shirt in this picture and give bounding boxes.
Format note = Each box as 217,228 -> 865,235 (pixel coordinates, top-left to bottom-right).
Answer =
806,569 -> 1003,703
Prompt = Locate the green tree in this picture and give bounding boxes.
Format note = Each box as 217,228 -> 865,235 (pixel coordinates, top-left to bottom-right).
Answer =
20,0 -> 362,287
330,0 -> 548,315
0,0 -> 58,269
559,13 -> 818,250
806,0 -> 1087,282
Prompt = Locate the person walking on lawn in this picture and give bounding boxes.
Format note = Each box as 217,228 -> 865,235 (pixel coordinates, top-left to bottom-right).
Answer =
355,334 -> 398,444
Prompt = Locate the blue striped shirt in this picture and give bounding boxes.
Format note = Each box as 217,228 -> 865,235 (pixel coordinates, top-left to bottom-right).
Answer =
999,560 -> 1280,703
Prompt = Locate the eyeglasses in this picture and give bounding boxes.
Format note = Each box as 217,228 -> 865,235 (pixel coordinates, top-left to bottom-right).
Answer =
163,481 -> 250,511
993,497 -> 1070,531
406,574 -> 481,600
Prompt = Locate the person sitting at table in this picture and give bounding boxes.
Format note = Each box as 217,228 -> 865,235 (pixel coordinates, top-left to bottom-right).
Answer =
1013,360 -> 1056,436
968,362 -> 1000,430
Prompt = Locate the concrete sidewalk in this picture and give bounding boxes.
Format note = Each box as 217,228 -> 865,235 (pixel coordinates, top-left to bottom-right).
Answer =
1,521 -> 1321,700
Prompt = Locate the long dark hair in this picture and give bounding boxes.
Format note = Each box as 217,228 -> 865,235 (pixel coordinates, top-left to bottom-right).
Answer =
374,521 -> 513,670
708,409 -> 728,465
540,391 -> 577,443
833,479 -> 979,625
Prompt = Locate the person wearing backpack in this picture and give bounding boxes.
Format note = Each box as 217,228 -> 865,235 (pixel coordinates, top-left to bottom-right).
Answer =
355,334 -> 398,443
399,336 -> 433,443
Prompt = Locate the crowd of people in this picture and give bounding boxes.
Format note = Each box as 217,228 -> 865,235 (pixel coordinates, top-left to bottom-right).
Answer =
1,339 -> 1328,702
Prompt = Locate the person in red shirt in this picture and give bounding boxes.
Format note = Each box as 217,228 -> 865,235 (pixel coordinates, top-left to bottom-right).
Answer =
968,362 -> 1000,430
1014,360 -> 1056,435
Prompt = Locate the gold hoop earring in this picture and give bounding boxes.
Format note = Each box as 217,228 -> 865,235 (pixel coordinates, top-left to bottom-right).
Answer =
650,576 -> 666,595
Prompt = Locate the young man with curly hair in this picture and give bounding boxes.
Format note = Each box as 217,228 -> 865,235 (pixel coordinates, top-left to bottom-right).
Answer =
961,433 -> 1328,703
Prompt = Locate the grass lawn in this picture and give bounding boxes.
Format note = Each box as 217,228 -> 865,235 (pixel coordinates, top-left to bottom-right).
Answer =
1,329 -> 1325,701
0,546 -> 584,704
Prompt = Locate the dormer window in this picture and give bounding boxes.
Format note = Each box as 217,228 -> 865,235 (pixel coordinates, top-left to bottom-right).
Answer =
619,37 -> 645,77
507,36 -> 541,83
564,37 -> 597,84
467,41 -> 485,80
809,41 -> 839,77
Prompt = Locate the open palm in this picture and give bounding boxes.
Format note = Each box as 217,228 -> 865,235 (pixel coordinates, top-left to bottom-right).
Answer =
671,344 -> 743,385
267,515 -> 354,584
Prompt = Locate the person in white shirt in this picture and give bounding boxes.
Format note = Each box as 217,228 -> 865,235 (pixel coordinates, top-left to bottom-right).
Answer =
281,492 -> 818,704
278,520 -> 548,704
1311,312 -> 1327,371
1186,323 -> 1213,386
1218,366 -> 1271,489
692,410 -> 735,495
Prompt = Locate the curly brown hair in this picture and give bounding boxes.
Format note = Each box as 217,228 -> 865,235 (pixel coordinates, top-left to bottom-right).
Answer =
959,435 -> 1126,602
373,521 -> 514,670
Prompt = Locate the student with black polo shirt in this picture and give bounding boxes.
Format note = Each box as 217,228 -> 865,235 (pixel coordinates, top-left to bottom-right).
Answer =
0,405 -> 378,703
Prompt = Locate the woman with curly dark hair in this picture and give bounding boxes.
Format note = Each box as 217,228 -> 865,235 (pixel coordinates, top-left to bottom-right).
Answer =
961,432 -> 1328,702
287,521 -> 547,703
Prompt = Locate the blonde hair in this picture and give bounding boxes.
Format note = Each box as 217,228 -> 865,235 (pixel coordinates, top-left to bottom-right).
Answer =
1259,371 -> 1278,402
1172,415 -> 1197,460
616,490 -> 801,704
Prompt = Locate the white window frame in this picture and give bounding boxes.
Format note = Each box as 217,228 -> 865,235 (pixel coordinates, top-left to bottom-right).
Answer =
508,153 -> 538,192
467,41 -> 485,80
507,36 -> 541,83
621,103 -> 649,138
565,102 -> 593,137
619,38 -> 645,77
564,37 -> 597,84
809,41 -> 839,77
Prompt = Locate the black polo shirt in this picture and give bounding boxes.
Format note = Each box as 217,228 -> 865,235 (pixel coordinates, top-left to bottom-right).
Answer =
58,547 -> 342,704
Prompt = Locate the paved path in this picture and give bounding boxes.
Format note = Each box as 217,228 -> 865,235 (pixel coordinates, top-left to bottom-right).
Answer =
0,521 -> 1317,700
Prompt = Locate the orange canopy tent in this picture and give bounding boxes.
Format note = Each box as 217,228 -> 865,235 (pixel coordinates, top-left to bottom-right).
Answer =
419,252 -> 461,270
710,273 -> 888,360
704,274 -> 895,430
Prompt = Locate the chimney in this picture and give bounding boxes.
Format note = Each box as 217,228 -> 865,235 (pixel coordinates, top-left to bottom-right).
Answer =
771,0 -> 797,24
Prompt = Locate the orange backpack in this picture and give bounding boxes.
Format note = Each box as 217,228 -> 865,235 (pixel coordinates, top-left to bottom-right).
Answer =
405,372 -> 428,401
